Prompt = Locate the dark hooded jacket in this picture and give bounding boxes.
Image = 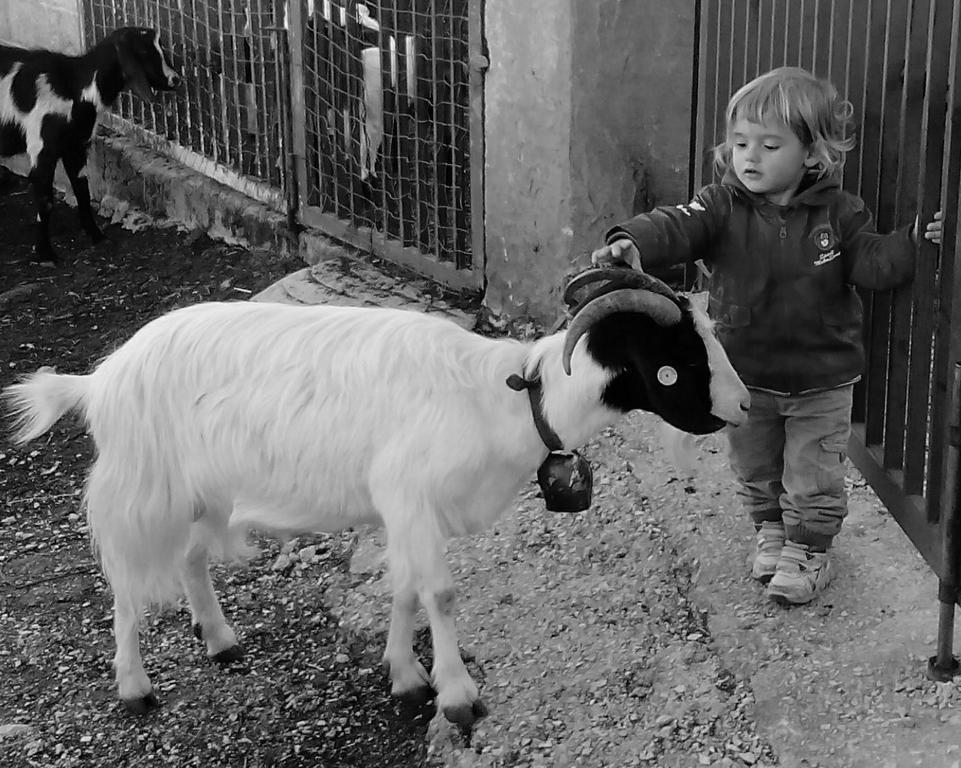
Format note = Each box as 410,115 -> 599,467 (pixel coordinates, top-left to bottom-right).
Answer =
606,171 -> 916,395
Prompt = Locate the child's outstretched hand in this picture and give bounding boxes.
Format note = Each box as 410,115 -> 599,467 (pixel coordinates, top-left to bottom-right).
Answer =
915,210 -> 943,245
590,239 -> 642,270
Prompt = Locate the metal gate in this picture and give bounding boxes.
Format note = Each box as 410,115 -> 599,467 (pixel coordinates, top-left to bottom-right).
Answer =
288,0 -> 484,291
79,0 -> 484,292
694,0 -> 961,676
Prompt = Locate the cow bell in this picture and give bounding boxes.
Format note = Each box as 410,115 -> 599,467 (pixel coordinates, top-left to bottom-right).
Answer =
537,450 -> 594,513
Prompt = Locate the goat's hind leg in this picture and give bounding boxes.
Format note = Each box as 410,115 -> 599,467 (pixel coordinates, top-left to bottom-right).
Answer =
112,590 -> 157,714
181,523 -> 242,664
27,152 -> 59,265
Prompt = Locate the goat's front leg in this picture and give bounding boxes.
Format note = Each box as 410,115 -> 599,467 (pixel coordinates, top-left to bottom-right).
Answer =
61,146 -> 106,245
181,533 -> 242,664
384,517 -> 488,727
382,582 -> 431,705
27,153 -> 58,265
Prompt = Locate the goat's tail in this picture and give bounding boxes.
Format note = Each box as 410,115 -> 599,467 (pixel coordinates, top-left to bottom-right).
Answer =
4,367 -> 90,444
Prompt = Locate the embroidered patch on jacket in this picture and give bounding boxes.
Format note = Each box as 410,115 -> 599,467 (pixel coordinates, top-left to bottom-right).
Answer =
811,225 -> 837,251
814,249 -> 840,266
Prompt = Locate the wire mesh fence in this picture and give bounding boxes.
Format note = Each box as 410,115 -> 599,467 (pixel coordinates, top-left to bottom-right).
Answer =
81,0 -> 289,205
78,0 -> 481,283
295,0 -> 473,270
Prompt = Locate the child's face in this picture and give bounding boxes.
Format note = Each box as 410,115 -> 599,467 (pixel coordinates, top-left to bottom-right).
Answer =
730,117 -> 815,205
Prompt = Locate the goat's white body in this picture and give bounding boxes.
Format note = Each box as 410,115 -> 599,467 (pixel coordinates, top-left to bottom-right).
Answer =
0,66 -> 96,166
62,303 -> 558,593
5,300 -> 627,721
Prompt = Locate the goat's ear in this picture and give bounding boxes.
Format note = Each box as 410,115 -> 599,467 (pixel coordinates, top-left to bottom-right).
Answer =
116,40 -> 154,102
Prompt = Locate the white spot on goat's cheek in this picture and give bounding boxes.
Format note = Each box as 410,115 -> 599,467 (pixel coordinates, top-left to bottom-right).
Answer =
657,366 -> 678,386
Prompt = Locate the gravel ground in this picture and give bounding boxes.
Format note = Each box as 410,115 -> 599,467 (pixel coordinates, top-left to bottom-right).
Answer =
2,171 -> 960,768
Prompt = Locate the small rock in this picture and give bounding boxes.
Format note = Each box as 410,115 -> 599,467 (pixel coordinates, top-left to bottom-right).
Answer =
0,723 -> 33,740
271,554 -> 291,572
654,714 -> 673,728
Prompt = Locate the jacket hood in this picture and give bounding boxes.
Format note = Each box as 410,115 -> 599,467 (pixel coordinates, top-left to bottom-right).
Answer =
720,168 -> 842,209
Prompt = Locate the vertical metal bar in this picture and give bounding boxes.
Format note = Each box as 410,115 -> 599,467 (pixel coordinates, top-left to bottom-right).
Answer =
288,0 -> 310,220
467,0 -> 483,278
446,0 -> 458,264
770,0 -> 786,69
929,0 -> 961,522
429,0 -> 441,259
695,0 -> 718,189
729,0 -> 746,96
373,0 -> 391,239
904,0 -> 951,498
743,0 -> 758,81
864,0 -> 906,450
929,362 -> 961,681
688,0 -> 703,197
883,0 -> 930,474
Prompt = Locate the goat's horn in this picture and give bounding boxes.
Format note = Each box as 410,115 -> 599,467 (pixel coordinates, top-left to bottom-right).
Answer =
561,288 -> 682,375
563,267 -> 677,308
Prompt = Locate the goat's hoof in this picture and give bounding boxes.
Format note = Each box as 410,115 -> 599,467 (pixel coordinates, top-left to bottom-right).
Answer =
396,683 -> 434,710
122,691 -> 160,715
442,699 -> 489,727
211,645 -> 245,665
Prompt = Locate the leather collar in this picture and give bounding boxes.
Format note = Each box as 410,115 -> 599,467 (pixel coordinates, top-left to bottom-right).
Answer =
506,373 -> 564,452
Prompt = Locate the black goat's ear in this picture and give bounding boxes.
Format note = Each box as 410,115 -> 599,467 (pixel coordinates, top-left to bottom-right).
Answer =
116,39 -> 154,102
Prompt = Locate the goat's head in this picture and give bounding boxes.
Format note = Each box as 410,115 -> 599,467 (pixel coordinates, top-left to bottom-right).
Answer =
561,268 -> 749,435
112,27 -> 182,102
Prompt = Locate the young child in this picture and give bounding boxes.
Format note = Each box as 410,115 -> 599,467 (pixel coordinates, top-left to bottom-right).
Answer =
593,67 -> 943,604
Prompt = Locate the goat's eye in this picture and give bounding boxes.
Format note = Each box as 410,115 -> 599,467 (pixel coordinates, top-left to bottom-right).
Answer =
657,366 -> 678,386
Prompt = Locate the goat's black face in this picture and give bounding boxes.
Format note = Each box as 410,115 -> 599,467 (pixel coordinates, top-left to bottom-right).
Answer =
588,298 -> 726,435
114,27 -> 182,101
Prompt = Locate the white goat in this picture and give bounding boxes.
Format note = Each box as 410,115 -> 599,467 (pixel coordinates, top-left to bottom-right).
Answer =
4,276 -> 749,726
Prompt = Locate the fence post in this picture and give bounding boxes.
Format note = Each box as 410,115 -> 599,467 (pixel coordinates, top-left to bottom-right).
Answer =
929,361 -> 961,681
286,0 -> 309,232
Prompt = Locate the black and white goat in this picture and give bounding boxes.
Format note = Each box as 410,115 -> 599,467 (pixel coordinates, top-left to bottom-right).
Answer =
3,270 -> 749,726
0,27 -> 181,264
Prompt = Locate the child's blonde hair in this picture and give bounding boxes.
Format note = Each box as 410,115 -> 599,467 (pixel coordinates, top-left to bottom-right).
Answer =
713,67 -> 856,180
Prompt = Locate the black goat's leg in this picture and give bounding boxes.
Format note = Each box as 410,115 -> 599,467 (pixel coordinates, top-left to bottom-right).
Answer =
27,154 -> 59,265
62,146 -> 105,245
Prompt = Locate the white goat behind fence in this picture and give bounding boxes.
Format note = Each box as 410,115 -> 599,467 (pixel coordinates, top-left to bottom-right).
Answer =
4,280 -> 749,726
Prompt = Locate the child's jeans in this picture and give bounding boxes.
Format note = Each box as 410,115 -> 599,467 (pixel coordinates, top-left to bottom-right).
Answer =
727,385 -> 853,551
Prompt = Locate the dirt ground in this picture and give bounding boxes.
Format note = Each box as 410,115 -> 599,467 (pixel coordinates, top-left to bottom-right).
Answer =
0,174 -> 433,767
2,172 -> 960,768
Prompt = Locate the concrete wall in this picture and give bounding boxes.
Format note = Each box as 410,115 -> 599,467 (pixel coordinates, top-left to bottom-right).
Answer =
484,0 -> 696,321
484,0 -> 574,321
0,0 -> 83,53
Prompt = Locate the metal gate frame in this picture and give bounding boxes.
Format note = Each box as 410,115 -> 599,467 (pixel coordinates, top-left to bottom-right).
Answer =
692,0 -> 961,678
287,0 -> 485,292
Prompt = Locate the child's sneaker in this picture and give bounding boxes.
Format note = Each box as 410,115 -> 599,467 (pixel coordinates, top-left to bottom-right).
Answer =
751,521 -> 785,583
766,540 -> 832,605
